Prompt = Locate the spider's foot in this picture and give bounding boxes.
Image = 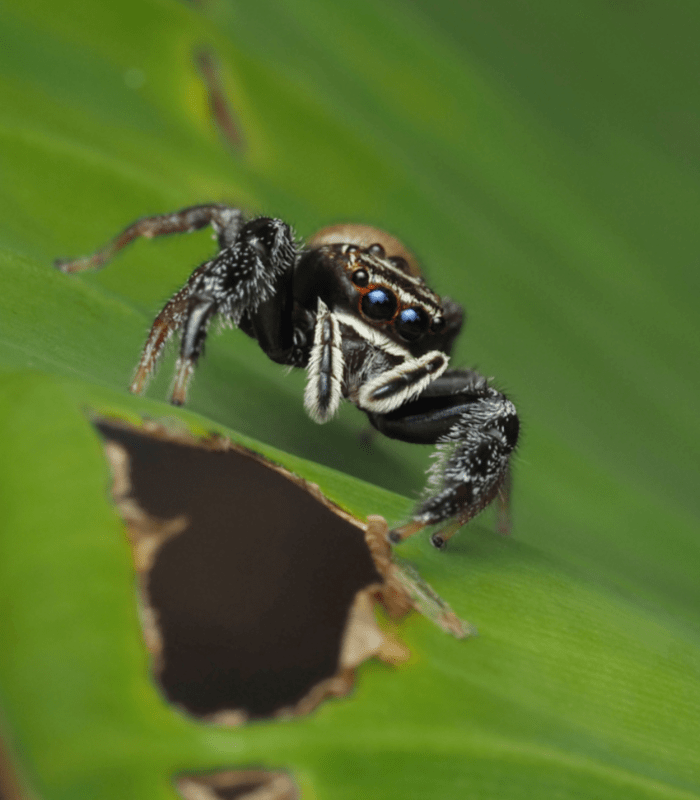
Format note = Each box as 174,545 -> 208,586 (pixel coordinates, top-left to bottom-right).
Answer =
130,357 -> 158,396
388,519 -> 426,544
129,363 -> 151,396
170,357 -> 195,406
429,519 -> 463,550
54,254 -> 103,274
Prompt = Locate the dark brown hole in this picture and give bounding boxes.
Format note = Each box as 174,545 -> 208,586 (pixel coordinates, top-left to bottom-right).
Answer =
95,421 -> 382,720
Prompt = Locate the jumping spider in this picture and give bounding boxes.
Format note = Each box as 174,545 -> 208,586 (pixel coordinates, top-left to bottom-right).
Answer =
56,204 -> 519,547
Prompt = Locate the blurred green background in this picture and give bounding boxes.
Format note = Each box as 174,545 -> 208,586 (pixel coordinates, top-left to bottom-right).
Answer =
0,0 -> 698,798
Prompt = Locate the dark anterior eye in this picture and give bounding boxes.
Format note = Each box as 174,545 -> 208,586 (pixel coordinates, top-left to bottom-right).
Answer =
388,256 -> 409,273
351,269 -> 369,287
361,287 -> 397,320
430,316 -> 446,333
396,307 -> 428,340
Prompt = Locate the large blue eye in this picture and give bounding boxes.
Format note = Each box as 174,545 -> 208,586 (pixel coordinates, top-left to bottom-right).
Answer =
361,287 -> 397,320
395,306 -> 428,341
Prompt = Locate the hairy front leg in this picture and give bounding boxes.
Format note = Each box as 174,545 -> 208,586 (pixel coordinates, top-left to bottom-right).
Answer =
368,369 -> 519,548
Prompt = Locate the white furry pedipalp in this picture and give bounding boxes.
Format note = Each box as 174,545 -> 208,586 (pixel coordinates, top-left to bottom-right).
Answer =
304,299 -> 345,423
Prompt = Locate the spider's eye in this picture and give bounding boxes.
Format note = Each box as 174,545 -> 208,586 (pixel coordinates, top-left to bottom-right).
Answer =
388,256 -> 409,273
368,243 -> 386,258
430,316 -> 446,334
351,268 -> 369,287
361,287 -> 397,321
396,307 -> 429,341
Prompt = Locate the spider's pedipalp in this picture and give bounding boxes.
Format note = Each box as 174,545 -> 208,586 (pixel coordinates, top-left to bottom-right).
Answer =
357,351 -> 449,414
304,300 -> 344,423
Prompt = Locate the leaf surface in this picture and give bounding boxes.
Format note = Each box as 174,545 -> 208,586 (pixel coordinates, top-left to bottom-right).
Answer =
0,1 -> 698,798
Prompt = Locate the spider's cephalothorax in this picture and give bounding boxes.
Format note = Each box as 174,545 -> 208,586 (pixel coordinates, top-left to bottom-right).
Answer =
56,204 -> 519,547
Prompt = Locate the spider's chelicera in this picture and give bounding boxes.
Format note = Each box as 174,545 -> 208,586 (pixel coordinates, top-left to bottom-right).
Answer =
56,204 -> 519,547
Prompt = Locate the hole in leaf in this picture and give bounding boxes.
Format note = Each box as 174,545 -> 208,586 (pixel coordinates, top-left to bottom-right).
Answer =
95,418 -> 469,723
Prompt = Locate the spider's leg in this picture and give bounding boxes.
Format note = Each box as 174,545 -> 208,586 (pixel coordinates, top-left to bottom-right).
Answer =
367,369 -> 519,548
494,464 -> 513,536
162,216 -> 301,405
55,204 -> 244,273
130,264 -> 209,395
171,296 -> 219,405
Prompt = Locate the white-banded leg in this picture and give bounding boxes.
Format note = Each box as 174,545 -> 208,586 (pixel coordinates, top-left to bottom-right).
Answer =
129,263 -> 209,396
304,300 -> 344,423
170,296 -> 218,405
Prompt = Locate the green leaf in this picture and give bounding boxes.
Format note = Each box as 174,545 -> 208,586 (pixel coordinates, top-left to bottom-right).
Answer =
1,1 -> 699,799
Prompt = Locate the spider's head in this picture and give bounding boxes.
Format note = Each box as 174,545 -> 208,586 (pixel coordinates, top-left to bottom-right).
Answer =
301,224 -> 447,354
